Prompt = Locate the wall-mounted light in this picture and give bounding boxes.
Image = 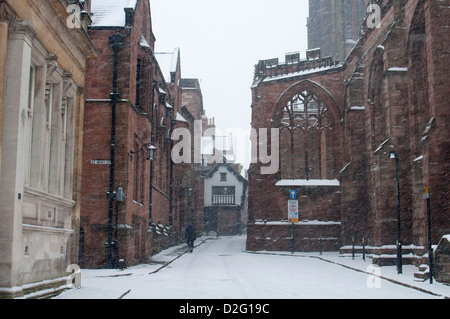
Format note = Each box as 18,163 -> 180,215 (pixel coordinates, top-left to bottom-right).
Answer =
129,143 -> 157,162
147,144 -> 157,161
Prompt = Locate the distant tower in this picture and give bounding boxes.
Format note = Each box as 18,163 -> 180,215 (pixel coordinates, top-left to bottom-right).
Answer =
307,0 -> 369,61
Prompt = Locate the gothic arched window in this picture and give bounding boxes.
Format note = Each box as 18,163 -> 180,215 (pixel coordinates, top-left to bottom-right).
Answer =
279,90 -> 333,180
368,48 -> 386,151
409,5 -> 430,156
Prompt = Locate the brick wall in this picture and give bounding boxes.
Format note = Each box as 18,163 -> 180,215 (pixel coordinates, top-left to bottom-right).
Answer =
80,0 -> 179,268
248,0 -> 450,256
435,236 -> 450,284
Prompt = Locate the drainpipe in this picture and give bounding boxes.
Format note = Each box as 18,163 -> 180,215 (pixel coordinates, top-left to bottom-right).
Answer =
106,33 -> 124,269
148,80 -> 157,257
149,80 -> 157,226
168,109 -> 175,227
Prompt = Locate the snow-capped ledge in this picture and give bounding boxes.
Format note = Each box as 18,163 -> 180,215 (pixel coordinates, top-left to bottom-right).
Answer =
275,179 -> 340,187
254,219 -> 341,226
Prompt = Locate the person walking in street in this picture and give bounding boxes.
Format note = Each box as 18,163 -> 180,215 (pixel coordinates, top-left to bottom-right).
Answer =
185,224 -> 196,253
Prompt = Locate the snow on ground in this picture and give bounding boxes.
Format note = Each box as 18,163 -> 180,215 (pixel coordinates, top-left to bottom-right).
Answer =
55,236 -> 449,299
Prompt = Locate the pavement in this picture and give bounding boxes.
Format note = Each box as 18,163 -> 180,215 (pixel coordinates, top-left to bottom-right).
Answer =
149,236 -> 450,299
55,236 -> 449,299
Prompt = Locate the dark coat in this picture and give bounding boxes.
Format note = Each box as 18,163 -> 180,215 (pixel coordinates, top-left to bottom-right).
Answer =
185,225 -> 196,241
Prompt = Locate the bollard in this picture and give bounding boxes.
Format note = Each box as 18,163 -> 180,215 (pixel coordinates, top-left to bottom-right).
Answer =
319,236 -> 323,256
352,236 -> 355,260
362,237 -> 366,261
118,259 -> 126,270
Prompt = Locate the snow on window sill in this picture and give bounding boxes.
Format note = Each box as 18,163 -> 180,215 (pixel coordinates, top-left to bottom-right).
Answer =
275,179 -> 340,187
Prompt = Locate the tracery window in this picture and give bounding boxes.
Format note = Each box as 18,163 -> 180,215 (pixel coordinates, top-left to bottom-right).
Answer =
409,6 -> 429,156
368,47 -> 386,151
279,90 -> 333,180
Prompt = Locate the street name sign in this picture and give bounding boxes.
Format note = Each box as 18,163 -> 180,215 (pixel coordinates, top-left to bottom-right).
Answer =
90,160 -> 112,165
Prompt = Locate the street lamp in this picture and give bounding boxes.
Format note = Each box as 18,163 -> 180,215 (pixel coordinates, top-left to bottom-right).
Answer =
129,143 -> 157,162
147,144 -> 157,161
129,143 -> 157,229
389,151 -> 402,274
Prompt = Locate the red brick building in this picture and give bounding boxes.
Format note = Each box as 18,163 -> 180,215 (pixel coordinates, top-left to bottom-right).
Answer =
247,0 -> 450,272
79,0 -> 204,268
170,78 -> 207,241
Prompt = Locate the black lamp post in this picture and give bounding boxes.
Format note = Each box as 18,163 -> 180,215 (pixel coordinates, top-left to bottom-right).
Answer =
389,151 -> 402,274
129,143 -> 157,228
424,187 -> 433,284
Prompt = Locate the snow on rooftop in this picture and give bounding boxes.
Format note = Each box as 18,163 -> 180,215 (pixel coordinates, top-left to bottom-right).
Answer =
90,0 -> 138,27
262,63 -> 342,83
176,112 -> 187,122
139,34 -> 151,48
155,48 -> 180,83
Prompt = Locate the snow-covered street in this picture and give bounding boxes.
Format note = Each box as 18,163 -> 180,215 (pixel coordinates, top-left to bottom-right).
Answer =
56,236 -> 449,300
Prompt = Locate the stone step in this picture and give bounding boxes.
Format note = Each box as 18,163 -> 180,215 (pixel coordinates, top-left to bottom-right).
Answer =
371,254 -> 413,267
413,272 -> 430,281
418,264 -> 429,272
413,264 -> 431,282
18,277 -> 70,299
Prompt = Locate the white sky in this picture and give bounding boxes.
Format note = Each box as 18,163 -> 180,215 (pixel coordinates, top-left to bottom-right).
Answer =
151,0 -> 309,166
